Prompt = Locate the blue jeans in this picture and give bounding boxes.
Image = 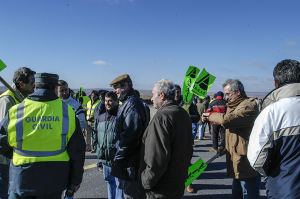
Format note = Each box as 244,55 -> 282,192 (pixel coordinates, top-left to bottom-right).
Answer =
198,123 -> 206,139
103,164 -> 124,199
232,176 -> 260,199
0,164 -> 9,199
192,123 -> 198,139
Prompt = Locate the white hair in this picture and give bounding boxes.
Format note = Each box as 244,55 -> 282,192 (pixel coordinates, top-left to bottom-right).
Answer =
154,79 -> 175,100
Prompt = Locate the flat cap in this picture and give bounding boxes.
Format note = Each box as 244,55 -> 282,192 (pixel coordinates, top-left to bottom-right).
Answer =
35,73 -> 59,85
110,74 -> 132,86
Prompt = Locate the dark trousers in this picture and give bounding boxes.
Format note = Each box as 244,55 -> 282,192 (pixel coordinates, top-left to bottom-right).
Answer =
123,179 -> 145,199
8,193 -> 62,199
211,124 -> 225,149
0,164 -> 9,199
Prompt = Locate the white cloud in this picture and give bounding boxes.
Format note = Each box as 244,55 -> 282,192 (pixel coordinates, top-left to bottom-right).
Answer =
92,60 -> 110,66
284,40 -> 297,47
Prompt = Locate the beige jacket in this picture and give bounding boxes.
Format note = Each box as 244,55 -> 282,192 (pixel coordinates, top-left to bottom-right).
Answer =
208,97 -> 259,179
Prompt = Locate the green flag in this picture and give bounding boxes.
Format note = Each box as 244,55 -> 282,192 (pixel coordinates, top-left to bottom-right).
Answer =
182,66 -> 200,104
185,158 -> 207,187
0,59 -> 7,72
79,87 -> 83,97
191,68 -> 216,99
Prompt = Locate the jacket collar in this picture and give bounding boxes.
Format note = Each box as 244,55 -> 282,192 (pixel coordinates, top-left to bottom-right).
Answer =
27,89 -> 58,101
262,83 -> 300,109
119,88 -> 135,102
158,100 -> 175,111
227,95 -> 247,109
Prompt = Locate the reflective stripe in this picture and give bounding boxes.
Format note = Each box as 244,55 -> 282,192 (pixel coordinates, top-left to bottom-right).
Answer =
16,102 -> 25,149
61,102 -> 68,150
14,148 -> 65,157
14,102 -> 70,157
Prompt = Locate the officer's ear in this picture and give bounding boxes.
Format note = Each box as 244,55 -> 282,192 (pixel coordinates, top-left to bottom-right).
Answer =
274,80 -> 280,88
159,92 -> 166,101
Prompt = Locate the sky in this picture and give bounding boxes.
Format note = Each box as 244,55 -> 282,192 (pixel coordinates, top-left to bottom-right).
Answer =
1,0 -> 300,93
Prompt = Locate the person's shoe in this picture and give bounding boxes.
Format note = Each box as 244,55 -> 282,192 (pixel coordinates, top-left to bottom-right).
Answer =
209,147 -> 218,153
186,185 -> 194,193
86,145 -> 92,152
217,147 -> 226,156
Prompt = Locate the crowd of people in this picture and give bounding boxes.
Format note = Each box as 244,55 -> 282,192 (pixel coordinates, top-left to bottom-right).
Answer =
0,58 -> 299,199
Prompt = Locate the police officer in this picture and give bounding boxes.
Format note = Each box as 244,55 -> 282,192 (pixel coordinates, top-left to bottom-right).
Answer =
0,67 -> 35,199
0,73 -> 86,199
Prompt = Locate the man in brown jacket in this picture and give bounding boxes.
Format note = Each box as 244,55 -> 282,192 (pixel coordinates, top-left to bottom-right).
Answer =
202,79 -> 260,199
140,79 -> 193,199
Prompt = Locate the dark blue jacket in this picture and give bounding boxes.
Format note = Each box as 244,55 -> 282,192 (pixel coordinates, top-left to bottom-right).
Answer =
0,89 -> 86,196
111,89 -> 148,180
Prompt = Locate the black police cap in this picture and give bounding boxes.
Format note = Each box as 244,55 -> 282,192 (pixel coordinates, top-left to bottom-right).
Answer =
34,73 -> 59,85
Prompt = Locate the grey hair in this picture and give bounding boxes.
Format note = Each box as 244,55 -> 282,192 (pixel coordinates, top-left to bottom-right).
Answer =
222,79 -> 245,95
154,79 -> 176,100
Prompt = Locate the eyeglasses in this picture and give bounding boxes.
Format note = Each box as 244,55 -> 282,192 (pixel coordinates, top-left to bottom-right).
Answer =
224,91 -> 236,98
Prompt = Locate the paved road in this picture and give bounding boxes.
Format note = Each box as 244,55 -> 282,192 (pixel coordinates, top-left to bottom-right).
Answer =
75,133 -> 266,199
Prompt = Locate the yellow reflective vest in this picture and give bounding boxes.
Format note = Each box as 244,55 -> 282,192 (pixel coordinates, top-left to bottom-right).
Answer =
81,96 -> 90,110
0,89 -> 20,104
86,99 -> 100,121
0,89 -> 20,165
7,98 -> 76,166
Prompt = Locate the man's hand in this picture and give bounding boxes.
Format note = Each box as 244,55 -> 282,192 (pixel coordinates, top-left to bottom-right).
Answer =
201,112 -> 210,122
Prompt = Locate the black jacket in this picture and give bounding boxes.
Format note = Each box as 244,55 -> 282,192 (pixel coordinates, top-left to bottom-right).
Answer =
111,89 -> 148,180
0,89 -> 86,196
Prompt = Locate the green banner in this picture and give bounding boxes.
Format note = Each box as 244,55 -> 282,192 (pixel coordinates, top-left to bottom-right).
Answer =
191,68 -> 216,99
185,158 -> 208,187
182,66 -> 200,104
0,59 -> 7,72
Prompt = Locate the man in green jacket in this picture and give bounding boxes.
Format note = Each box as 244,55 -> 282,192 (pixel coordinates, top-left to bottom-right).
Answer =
94,91 -> 124,199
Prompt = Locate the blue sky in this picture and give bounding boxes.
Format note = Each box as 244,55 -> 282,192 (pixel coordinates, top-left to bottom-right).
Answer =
1,0 -> 300,92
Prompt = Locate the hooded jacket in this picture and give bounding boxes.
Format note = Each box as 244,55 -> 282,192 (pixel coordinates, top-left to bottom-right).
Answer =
247,83 -> 300,198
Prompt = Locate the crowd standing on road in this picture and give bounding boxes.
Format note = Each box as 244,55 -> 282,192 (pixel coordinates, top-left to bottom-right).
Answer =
0,58 -> 299,199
